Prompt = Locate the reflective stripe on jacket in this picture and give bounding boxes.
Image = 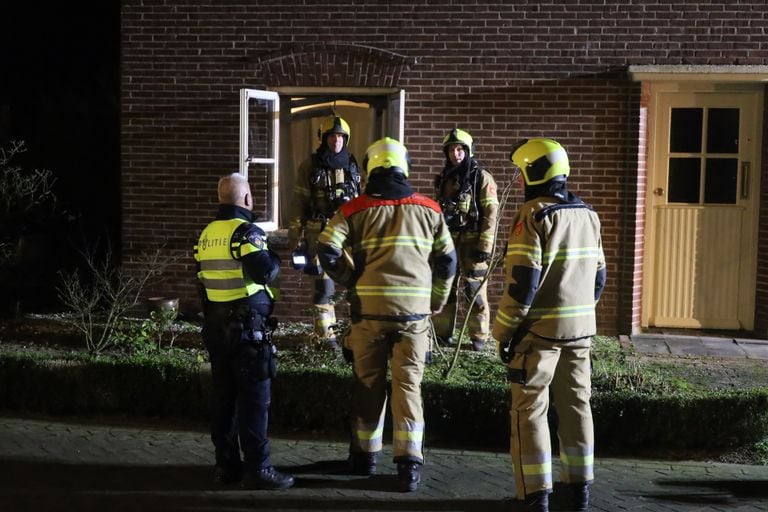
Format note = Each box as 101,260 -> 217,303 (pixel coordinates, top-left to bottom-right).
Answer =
318,193 -> 457,319
194,218 -> 269,302
492,197 -> 606,342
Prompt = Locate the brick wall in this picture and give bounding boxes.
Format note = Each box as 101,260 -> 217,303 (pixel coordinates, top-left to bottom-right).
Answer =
121,0 -> 768,336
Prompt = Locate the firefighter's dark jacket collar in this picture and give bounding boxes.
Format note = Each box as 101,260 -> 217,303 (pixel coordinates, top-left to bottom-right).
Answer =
365,170 -> 413,199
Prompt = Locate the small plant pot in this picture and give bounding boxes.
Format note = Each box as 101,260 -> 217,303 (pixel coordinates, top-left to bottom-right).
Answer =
147,297 -> 179,318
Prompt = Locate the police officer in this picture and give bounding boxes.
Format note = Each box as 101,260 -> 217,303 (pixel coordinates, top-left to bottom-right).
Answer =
433,128 -> 499,351
492,139 -> 606,512
194,173 -> 294,490
289,115 -> 364,350
317,138 -> 457,492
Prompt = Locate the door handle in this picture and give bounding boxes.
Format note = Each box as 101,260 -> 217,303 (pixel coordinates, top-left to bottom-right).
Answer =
741,161 -> 750,199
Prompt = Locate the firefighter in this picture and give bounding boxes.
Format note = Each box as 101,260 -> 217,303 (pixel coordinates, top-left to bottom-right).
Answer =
288,115 -> 364,350
492,139 -> 606,512
194,173 -> 294,490
317,138 -> 457,492
432,128 -> 499,351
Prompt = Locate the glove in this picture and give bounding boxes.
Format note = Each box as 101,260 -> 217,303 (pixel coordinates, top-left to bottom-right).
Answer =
499,342 -> 514,364
474,251 -> 491,263
304,263 -> 323,276
499,329 -> 525,363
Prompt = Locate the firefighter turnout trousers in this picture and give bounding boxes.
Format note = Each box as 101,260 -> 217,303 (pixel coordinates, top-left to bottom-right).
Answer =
347,317 -> 429,464
431,232 -> 490,343
508,333 -> 594,499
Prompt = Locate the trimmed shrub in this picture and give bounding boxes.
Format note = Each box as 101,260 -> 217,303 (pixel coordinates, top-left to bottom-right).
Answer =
1,349 -> 767,455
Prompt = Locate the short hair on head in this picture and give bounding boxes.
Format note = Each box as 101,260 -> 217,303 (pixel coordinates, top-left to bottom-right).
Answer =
217,172 -> 250,204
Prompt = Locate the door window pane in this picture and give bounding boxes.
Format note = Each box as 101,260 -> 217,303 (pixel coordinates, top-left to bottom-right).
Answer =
670,108 -> 702,153
706,108 -> 739,154
668,157 -> 701,203
704,158 -> 738,204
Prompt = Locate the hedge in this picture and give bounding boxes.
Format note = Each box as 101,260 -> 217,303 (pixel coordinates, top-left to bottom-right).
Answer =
1,351 -> 766,455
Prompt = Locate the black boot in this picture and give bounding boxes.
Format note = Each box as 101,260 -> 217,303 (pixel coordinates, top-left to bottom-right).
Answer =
213,465 -> 242,485
240,466 -> 295,490
397,462 -> 421,492
569,482 -> 589,511
347,451 -> 377,475
523,490 -> 549,512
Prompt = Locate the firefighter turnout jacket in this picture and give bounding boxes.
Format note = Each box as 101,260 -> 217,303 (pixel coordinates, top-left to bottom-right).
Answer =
288,151 -> 363,252
317,184 -> 457,319
492,194 -> 606,344
435,159 -> 499,252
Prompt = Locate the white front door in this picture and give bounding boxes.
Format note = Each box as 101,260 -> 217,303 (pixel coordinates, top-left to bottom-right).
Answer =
643,83 -> 762,330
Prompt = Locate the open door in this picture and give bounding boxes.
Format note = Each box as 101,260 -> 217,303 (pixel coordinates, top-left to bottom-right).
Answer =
276,88 -> 406,227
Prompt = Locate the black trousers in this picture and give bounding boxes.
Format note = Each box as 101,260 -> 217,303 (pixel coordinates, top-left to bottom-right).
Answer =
202,302 -> 273,472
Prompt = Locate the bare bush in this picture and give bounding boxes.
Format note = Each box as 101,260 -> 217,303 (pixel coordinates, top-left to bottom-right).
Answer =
57,245 -> 172,354
0,140 -> 58,235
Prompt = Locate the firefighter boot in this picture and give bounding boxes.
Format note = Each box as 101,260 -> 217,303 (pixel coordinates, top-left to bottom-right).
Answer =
347,451 -> 377,476
569,483 -> 589,511
397,462 -> 421,492
522,491 -> 549,512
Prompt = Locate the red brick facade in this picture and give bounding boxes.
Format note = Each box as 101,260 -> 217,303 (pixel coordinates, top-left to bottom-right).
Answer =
121,1 -> 768,336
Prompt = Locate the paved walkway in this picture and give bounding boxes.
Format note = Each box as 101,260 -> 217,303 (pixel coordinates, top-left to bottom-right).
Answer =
625,334 -> 768,359
1,415 -> 766,511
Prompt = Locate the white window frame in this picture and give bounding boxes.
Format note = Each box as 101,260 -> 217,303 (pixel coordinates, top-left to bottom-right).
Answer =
239,89 -> 280,232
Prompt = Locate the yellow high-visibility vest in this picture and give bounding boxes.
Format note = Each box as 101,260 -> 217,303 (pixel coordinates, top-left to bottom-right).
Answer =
194,218 -> 270,302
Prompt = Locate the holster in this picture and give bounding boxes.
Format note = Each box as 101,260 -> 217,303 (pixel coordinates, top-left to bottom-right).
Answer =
226,305 -> 278,379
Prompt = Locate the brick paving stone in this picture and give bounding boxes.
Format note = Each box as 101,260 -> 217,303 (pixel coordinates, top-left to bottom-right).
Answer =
1,415 -> 767,511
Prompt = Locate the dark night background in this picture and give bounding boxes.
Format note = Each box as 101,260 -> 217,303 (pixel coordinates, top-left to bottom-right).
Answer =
0,3 -> 121,311
0,3 -> 121,250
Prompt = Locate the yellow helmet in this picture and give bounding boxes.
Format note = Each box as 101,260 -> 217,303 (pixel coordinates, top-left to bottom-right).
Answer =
364,137 -> 410,177
442,128 -> 474,157
509,138 -> 570,186
318,116 -> 351,145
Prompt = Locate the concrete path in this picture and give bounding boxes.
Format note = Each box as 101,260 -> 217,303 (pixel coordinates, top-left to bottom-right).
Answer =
1,415 -> 766,511
625,334 -> 768,359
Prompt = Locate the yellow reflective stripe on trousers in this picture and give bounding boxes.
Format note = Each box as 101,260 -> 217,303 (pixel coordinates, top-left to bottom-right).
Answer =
393,423 -> 424,455
559,448 -> 594,482
521,453 -> 553,488
355,420 -> 384,452
315,311 -> 336,330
